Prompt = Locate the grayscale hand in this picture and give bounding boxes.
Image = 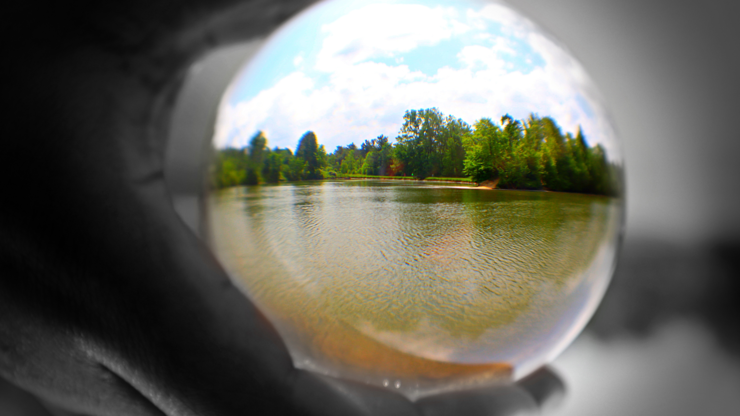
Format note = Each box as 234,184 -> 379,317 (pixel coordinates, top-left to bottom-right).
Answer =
0,1 -> 564,415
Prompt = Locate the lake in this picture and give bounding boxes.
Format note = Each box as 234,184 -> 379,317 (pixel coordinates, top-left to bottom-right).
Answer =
208,180 -> 621,397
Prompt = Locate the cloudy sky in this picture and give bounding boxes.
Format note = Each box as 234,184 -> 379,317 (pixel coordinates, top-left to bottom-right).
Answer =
214,0 -> 619,160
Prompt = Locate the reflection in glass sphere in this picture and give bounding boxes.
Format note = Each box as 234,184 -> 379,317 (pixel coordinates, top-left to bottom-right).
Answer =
208,0 -> 623,400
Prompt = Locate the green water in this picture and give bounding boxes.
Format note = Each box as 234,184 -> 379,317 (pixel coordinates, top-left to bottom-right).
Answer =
209,180 -> 620,381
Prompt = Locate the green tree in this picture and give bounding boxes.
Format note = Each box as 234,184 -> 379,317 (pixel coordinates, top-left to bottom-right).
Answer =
213,147 -> 248,188
276,148 -> 296,181
244,131 -> 267,185
248,131 -> 267,166
376,136 -> 393,176
262,148 -> 284,184
497,114 -> 534,189
339,149 -> 355,174
395,108 -> 447,179
539,117 -> 570,191
439,116 -> 471,177
361,150 -> 377,175
218,158 -> 245,187
463,147 -> 494,183
295,131 -> 322,180
570,127 -> 591,193
463,118 -> 508,183
286,157 -> 305,181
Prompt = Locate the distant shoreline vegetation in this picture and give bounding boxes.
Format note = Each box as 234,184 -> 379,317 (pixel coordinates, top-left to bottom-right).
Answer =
213,108 -> 622,196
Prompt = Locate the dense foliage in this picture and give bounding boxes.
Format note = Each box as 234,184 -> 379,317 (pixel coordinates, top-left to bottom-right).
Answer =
212,108 -> 621,196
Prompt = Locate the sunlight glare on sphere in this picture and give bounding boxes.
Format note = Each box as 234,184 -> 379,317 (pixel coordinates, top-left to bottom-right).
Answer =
208,0 -> 623,400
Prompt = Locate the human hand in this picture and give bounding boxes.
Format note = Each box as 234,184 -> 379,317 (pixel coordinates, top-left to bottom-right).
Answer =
0,1 -> 564,415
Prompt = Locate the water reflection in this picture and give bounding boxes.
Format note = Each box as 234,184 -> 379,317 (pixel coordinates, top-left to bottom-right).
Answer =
209,180 -> 621,395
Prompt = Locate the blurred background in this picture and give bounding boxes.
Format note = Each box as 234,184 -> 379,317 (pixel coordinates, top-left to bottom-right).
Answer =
3,0 -> 739,415
508,1 -> 740,415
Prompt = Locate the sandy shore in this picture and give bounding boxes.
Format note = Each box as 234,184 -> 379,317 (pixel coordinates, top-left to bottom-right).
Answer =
472,179 -> 499,189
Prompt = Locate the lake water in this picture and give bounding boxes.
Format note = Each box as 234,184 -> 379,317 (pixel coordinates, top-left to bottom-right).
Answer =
208,180 -> 621,397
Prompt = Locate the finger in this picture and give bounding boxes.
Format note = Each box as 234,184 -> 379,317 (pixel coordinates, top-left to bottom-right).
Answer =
517,366 -> 566,412
290,370 -> 418,416
416,384 -> 538,416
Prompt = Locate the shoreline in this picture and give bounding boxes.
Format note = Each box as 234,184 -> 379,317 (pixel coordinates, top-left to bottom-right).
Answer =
471,179 -> 499,190
217,177 -> 618,197
337,176 -> 474,185
334,177 -> 617,197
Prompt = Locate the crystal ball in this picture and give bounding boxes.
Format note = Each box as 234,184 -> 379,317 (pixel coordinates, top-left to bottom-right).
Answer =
208,0 -> 623,400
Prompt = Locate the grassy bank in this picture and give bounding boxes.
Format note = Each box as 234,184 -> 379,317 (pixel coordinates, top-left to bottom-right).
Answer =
340,174 -> 473,184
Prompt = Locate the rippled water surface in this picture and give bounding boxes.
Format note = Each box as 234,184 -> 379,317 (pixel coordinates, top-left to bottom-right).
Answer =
209,180 -> 621,393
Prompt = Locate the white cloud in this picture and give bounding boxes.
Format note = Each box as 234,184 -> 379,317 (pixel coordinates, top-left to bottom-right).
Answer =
457,42 -> 513,72
315,3 -> 470,72
467,3 -> 534,38
293,53 -> 304,67
215,72 -> 319,148
216,1 -> 619,160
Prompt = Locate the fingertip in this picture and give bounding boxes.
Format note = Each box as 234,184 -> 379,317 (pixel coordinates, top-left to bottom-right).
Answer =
416,384 -> 538,416
290,370 -> 417,416
517,366 -> 566,412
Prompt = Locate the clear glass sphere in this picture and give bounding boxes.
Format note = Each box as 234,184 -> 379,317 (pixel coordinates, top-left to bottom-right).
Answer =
208,0 -> 623,400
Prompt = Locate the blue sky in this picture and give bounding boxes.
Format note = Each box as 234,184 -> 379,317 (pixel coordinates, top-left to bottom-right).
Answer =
215,0 -> 618,160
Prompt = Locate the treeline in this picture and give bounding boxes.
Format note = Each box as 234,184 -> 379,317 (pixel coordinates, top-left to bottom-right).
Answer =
213,108 -> 621,196
213,131 -> 326,187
